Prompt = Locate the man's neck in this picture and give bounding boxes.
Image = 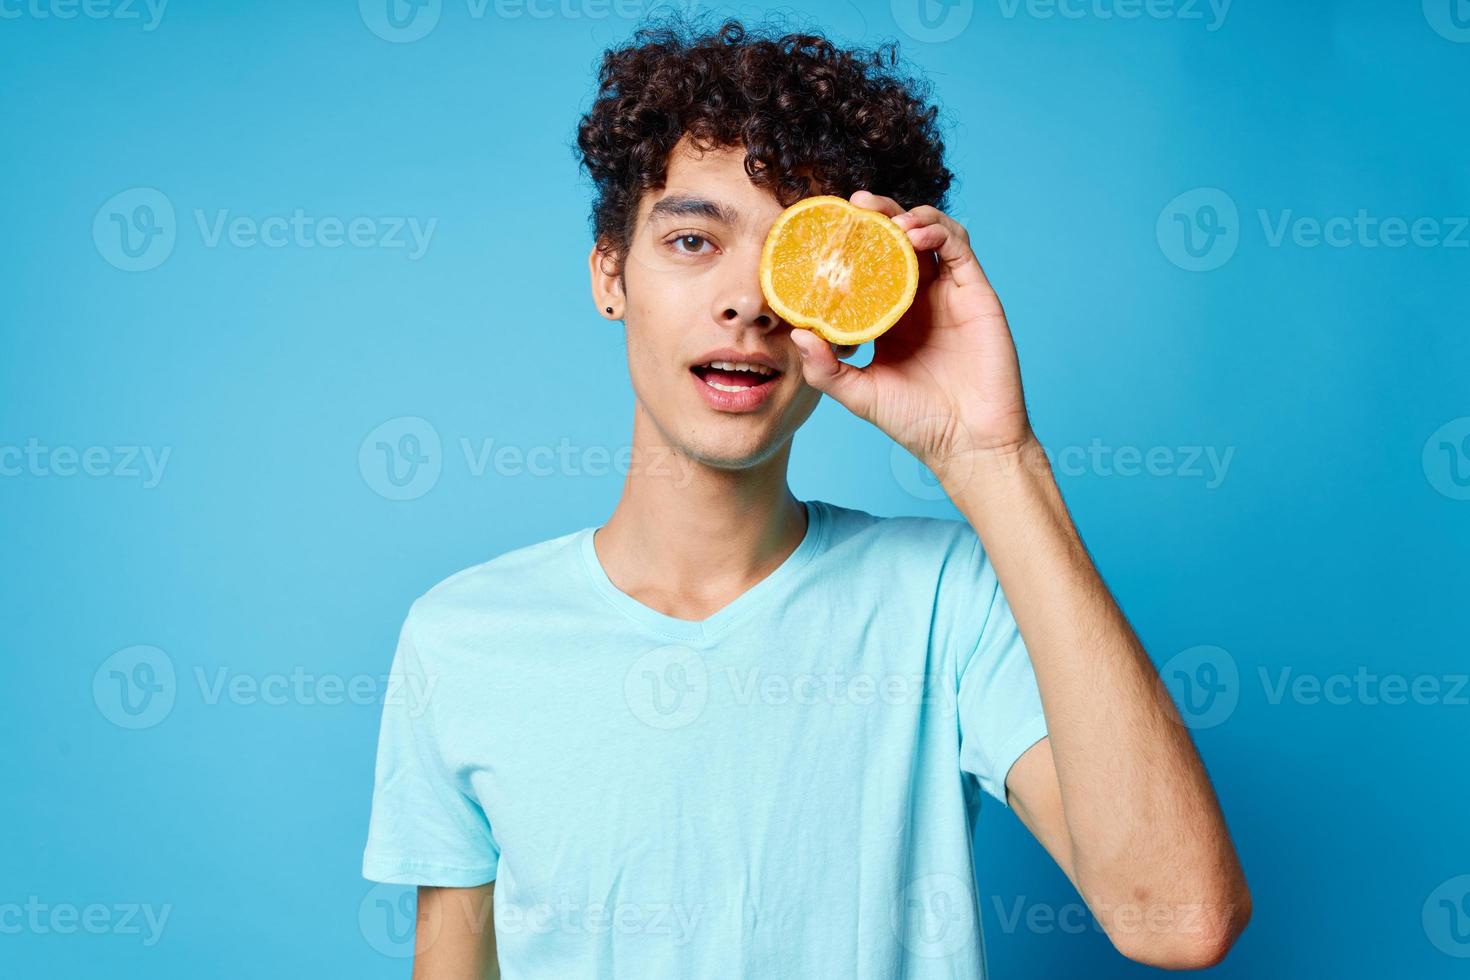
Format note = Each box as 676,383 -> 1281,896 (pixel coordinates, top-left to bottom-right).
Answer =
592,411 -> 808,622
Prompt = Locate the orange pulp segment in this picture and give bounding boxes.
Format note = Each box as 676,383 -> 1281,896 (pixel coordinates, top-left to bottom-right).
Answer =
759,194 -> 919,346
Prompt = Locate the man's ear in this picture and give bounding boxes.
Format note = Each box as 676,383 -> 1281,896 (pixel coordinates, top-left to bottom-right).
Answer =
588,243 -> 624,319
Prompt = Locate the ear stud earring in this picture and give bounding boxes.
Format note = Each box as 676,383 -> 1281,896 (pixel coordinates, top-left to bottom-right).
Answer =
605,306 -> 613,314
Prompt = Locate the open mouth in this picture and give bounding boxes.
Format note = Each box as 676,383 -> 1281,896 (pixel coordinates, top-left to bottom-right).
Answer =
690,360 -> 783,393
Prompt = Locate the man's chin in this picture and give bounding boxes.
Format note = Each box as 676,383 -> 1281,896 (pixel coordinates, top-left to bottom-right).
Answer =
674,428 -> 789,473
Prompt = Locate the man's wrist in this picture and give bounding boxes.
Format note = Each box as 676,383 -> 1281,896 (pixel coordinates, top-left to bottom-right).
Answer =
934,429 -> 1048,487
935,432 -> 1057,519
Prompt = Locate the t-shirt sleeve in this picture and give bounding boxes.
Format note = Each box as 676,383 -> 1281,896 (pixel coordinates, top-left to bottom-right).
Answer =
362,605 -> 500,886
945,524 -> 1050,808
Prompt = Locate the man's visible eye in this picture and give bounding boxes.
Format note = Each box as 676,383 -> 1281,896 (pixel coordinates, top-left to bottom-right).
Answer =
667,233 -> 715,256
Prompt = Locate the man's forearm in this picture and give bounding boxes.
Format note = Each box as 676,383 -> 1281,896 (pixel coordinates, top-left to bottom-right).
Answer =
941,435 -> 1250,947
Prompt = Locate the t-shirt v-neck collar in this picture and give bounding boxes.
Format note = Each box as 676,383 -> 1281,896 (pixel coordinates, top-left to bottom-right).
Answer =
578,499 -> 828,643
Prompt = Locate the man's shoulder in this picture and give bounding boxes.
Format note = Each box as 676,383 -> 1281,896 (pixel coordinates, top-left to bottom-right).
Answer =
406,525 -> 587,629
818,498 -> 977,560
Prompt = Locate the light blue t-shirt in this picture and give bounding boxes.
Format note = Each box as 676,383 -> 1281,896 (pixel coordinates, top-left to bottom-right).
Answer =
363,498 -> 1050,979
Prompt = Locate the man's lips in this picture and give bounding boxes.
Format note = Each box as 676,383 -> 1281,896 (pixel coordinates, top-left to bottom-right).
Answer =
688,347 -> 785,376
690,363 -> 783,390
689,361 -> 784,413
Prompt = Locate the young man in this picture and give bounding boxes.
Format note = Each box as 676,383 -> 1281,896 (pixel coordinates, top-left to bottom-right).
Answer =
362,18 -> 1250,979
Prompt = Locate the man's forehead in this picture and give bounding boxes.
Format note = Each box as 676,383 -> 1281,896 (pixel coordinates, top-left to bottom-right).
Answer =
663,140 -> 817,188
644,142 -> 807,231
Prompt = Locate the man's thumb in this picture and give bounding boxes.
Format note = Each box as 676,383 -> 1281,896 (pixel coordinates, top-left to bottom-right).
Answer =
790,328 -> 875,421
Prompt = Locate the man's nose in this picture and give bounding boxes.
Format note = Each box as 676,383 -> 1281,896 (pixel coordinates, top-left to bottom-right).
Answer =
712,272 -> 780,332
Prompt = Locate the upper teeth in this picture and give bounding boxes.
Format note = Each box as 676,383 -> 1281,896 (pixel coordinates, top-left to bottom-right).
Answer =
705,360 -> 775,376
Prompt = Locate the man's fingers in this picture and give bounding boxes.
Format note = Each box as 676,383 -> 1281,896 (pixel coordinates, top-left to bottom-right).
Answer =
895,206 -> 991,292
850,189 -> 904,218
789,328 -> 877,422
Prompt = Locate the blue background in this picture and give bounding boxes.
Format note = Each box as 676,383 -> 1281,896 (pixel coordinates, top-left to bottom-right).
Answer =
3,0 -> 1468,975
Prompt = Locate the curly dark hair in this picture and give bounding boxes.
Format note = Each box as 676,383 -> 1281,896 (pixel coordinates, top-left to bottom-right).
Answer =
574,14 -> 954,268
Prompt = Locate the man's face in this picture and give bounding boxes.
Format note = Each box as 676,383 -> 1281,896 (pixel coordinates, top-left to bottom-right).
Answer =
591,137 -> 827,471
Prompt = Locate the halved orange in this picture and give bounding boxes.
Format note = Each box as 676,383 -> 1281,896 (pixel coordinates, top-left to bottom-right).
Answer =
759,195 -> 920,346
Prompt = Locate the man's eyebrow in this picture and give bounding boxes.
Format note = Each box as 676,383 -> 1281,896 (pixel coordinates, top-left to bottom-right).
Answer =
646,194 -> 742,227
